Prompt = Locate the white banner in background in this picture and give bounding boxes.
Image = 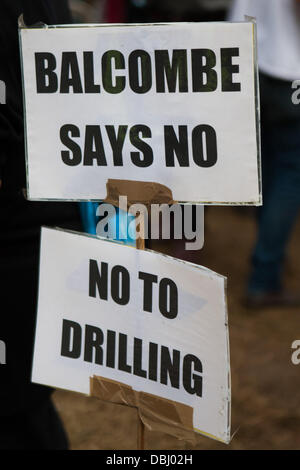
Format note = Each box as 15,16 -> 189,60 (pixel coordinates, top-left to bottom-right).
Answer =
32,227 -> 231,443
20,22 -> 260,204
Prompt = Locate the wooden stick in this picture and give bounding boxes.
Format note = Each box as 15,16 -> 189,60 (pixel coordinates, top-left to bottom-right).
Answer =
135,209 -> 146,251
137,413 -> 145,450
136,211 -> 146,449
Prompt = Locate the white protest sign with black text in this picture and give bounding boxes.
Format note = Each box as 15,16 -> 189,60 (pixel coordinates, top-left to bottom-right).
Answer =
32,227 -> 231,443
20,22 -> 260,204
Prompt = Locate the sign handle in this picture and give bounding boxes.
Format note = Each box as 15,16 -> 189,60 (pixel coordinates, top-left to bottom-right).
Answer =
137,411 -> 145,450
136,210 -> 146,449
135,209 -> 146,251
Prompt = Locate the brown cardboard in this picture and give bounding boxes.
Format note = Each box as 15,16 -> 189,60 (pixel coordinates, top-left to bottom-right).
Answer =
104,178 -> 174,250
135,213 -> 146,250
90,375 -> 197,444
103,179 -> 176,209
136,235 -> 146,251
93,182 -> 196,445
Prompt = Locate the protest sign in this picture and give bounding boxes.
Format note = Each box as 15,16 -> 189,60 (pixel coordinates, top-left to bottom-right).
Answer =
32,227 -> 231,443
20,21 -> 260,204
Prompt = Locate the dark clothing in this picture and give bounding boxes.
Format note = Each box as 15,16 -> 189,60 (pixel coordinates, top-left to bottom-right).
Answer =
0,0 -> 80,448
0,0 -> 72,192
248,73 -> 300,293
0,398 -> 68,450
0,196 -> 81,417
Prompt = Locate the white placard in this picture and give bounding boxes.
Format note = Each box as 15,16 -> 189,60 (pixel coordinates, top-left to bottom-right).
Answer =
32,227 -> 230,443
20,22 -> 260,204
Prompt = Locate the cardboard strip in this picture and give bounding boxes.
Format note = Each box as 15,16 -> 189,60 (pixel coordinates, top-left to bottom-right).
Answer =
103,179 -> 176,209
90,375 -> 196,444
103,179 -> 175,250
135,210 -> 146,251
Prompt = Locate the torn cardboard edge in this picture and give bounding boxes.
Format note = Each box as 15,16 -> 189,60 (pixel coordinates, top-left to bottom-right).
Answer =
18,14 -> 47,29
90,375 -> 197,444
103,179 -> 176,209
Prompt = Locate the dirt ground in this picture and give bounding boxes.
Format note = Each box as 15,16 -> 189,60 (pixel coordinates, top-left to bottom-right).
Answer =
53,207 -> 300,450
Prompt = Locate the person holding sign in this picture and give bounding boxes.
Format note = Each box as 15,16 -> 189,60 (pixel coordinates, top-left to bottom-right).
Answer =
229,0 -> 300,307
0,0 -> 81,449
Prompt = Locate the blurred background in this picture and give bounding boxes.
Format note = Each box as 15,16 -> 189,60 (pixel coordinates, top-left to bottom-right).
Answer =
69,0 -> 232,23
52,0 -> 300,450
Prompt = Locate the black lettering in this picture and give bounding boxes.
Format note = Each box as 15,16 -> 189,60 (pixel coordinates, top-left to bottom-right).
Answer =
118,333 -> 131,373
129,50 -> 152,94
106,330 -> 116,368
105,125 -> 128,166
102,50 -> 126,94
221,48 -> 241,92
60,124 -> 82,166
159,278 -> 178,319
111,265 -> 130,305
89,260 -> 108,300
155,50 -> 188,93
84,325 -> 104,364
84,51 -> 101,93
61,319 -> 82,359
133,338 -> 147,378
164,126 -> 189,167
160,347 -> 180,389
35,52 -> 58,93
130,125 -> 153,167
192,125 -> 217,168
60,52 -> 83,93
148,342 -> 158,381
83,126 -> 107,166
192,49 -> 218,92
183,354 -> 203,397
138,272 -> 158,312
